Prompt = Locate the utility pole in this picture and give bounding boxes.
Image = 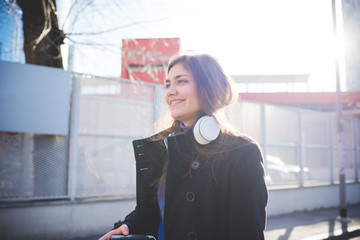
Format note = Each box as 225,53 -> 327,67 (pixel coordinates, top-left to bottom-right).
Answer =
331,0 -> 350,222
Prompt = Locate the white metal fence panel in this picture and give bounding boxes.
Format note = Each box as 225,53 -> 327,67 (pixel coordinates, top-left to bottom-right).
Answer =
303,113 -> 331,184
0,73 -> 359,202
74,77 -> 155,198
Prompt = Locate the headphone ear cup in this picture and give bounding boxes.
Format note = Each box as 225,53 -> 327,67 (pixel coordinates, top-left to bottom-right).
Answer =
193,116 -> 220,145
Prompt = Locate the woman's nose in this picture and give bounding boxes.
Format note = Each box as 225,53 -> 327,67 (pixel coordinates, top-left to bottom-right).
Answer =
167,84 -> 177,95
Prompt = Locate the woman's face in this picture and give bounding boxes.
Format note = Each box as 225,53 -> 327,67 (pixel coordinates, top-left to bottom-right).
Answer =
165,63 -> 202,126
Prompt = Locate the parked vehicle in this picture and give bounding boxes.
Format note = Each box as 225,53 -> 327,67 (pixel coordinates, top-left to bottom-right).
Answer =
265,155 -> 309,185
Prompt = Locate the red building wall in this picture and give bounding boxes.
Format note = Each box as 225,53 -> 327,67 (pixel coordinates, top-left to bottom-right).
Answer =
121,38 -> 180,84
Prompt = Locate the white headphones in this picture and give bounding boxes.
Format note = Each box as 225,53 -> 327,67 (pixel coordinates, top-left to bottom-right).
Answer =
193,116 -> 220,145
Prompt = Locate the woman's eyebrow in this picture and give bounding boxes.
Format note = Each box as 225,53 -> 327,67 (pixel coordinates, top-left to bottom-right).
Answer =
165,74 -> 191,83
175,74 -> 191,79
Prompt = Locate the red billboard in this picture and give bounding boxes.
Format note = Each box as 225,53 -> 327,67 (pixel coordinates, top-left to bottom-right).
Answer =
121,38 -> 180,84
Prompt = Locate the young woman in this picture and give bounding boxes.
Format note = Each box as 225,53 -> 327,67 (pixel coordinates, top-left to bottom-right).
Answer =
99,54 -> 268,240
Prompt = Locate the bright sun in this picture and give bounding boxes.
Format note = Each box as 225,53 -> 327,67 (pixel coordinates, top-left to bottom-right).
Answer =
176,0 -> 338,92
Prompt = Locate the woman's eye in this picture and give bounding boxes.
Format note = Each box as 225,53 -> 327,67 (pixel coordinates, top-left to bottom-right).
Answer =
165,84 -> 171,89
178,79 -> 187,84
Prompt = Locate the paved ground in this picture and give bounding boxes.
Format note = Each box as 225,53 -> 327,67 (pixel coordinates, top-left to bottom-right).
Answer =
77,205 -> 360,240
265,204 -> 360,240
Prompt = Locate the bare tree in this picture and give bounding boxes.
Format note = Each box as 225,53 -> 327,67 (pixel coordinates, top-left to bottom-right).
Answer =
15,0 -> 65,68
3,0 -> 167,73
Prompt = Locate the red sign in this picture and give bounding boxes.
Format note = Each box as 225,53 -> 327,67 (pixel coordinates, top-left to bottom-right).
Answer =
121,38 -> 180,84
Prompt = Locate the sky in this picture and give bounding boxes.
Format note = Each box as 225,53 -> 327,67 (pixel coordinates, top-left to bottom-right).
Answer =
1,0 -> 341,92
57,0 -> 341,92
0,2 -> 25,63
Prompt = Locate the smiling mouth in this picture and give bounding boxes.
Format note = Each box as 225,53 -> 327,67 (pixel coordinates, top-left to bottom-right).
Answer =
170,99 -> 184,105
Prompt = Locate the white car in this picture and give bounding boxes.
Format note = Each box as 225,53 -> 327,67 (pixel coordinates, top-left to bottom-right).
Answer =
265,155 -> 309,185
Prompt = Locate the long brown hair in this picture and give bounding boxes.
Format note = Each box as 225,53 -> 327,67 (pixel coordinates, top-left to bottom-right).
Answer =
153,53 -> 238,137
153,53 -> 242,189
168,54 -> 237,117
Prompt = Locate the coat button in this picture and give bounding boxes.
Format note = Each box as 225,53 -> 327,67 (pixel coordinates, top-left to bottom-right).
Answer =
186,192 -> 195,202
191,160 -> 200,170
187,232 -> 198,240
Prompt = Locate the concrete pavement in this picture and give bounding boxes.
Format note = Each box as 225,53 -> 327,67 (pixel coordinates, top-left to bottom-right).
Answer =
265,204 -> 360,240
75,205 -> 360,240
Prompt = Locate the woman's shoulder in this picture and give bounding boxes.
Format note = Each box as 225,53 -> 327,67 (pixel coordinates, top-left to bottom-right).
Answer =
221,131 -> 260,150
219,131 -> 263,163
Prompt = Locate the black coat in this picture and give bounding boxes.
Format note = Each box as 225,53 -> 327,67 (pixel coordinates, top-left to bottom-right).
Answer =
114,129 -> 268,240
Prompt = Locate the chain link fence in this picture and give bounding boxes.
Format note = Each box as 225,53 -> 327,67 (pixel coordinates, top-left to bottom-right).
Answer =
0,74 -> 359,202
0,133 -> 69,200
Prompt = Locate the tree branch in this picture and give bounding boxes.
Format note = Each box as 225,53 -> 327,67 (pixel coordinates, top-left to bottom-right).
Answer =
67,37 -> 121,48
66,17 -> 166,36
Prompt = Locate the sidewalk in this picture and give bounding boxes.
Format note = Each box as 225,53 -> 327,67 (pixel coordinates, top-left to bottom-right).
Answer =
265,204 -> 360,240
77,205 -> 360,240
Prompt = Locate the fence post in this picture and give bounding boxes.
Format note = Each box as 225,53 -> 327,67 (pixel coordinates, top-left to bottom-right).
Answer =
154,85 -> 164,123
330,115 -> 335,185
299,109 -> 305,187
68,75 -> 81,201
261,104 -> 268,175
355,119 -> 359,182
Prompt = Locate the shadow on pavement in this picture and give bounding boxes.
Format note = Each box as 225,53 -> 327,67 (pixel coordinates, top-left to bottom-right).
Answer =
265,204 -> 360,240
